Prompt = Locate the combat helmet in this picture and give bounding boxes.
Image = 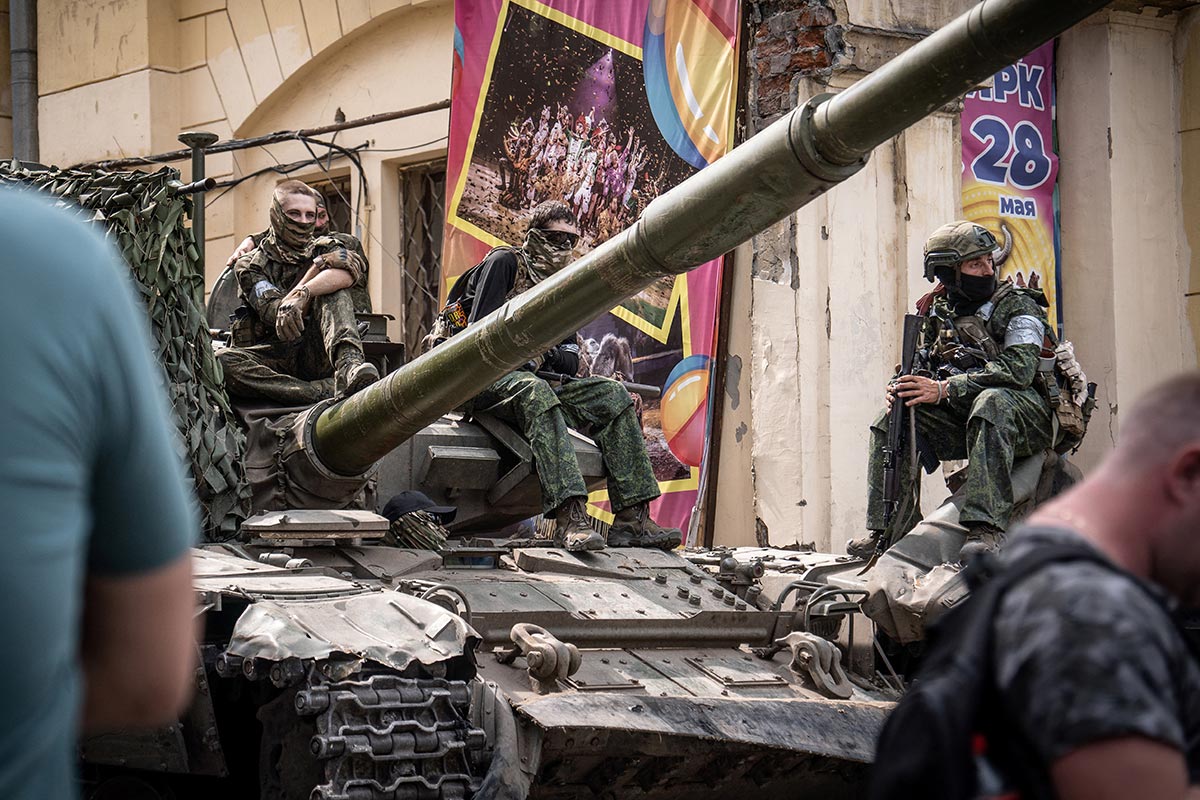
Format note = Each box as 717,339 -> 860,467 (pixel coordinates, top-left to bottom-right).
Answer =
922,221 -> 998,282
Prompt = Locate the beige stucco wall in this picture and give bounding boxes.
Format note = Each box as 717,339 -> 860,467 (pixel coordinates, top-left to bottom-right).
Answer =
34,0 -> 453,340
1057,10 -> 1197,466
1181,9 -> 1200,352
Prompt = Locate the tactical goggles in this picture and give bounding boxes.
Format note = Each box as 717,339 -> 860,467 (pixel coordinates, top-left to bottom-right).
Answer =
541,230 -> 579,250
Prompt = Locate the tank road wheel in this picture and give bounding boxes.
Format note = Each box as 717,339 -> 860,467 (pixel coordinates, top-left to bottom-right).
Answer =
294,673 -> 489,800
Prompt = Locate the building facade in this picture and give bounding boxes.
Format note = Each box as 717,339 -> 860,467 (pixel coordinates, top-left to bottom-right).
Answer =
8,0 -> 1198,549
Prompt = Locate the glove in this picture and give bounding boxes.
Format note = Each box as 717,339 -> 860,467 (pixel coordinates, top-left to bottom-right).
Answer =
275,286 -> 311,342
314,246 -> 364,283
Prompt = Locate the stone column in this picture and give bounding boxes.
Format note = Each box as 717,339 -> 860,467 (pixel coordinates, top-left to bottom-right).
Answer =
1057,10 -> 1195,468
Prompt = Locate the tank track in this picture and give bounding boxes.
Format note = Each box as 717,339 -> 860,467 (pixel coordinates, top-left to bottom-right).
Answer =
295,674 -> 487,800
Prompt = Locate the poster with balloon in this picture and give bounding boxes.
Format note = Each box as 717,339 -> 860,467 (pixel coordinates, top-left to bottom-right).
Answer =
961,41 -> 1062,329
444,0 -> 740,538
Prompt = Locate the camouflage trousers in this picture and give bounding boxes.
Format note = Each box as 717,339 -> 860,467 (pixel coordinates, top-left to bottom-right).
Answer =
218,289 -> 361,406
866,386 -> 1054,532
467,372 -> 660,514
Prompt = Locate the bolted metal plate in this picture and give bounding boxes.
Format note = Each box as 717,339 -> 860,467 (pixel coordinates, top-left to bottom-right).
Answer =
514,548 -> 649,579
243,509 -> 389,539
684,653 -> 790,688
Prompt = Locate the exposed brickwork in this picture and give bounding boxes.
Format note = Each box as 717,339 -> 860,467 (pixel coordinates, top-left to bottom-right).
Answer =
745,0 -> 844,131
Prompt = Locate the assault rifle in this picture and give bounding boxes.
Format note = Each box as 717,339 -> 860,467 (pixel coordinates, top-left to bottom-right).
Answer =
860,314 -> 925,572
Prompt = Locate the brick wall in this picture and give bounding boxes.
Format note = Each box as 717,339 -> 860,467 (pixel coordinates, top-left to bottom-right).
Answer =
745,0 -> 844,131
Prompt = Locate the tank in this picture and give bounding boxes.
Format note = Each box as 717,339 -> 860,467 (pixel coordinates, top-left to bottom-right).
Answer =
5,0 -> 1111,797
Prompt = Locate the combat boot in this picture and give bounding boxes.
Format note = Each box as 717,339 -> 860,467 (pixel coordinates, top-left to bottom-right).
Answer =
608,502 -> 683,550
846,531 -> 883,560
553,497 -> 604,552
959,522 -> 1006,563
334,345 -> 379,398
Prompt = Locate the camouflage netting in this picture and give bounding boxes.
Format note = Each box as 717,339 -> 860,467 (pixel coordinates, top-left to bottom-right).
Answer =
0,161 -> 251,540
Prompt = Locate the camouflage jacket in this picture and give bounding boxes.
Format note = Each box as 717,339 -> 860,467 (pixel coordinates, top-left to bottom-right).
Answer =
922,280 -> 1050,410
993,525 -> 1200,787
234,233 -> 371,331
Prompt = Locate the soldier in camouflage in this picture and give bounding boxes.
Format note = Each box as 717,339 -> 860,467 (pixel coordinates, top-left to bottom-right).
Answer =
218,180 -> 378,405
441,200 -> 681,552
847,221 -> 1056,562
226,195 -> 373,316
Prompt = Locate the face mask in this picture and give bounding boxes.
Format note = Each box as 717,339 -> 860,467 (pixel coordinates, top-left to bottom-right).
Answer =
524,227 -> 576,281
958,272 -> 997,301
265,196 -> 316,263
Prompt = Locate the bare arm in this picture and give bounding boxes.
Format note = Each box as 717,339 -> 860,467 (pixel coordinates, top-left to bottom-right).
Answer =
80,554 -> 197,731
300,265 -> 353,298
1053,737 -> 1199,800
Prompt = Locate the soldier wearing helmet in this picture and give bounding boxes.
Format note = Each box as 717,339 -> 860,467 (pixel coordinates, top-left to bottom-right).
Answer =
847,220 -> 1057,562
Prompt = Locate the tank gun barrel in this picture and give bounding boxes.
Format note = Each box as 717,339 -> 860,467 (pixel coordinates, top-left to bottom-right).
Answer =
313,0 -> 1109,477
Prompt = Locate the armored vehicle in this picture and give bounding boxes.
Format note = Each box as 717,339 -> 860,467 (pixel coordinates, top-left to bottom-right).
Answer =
15,0 -> 1109,796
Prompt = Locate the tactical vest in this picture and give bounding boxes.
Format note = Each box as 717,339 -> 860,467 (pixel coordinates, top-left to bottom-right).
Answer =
928,282 -> 1094,452
948,282 -> 1017,360
423,246 -> 533,353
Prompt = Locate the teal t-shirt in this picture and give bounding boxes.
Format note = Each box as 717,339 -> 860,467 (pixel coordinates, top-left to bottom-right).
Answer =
0,190 -> 198,799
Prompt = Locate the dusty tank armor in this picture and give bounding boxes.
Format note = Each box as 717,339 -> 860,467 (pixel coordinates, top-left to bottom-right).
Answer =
8,0 -> 1112,796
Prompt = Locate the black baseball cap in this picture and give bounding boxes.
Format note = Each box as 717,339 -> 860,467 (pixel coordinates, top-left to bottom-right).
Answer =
381,491 -> 457,524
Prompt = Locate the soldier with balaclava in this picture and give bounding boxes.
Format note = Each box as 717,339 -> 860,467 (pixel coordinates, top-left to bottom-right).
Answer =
219,179 -> 378,404
427,200 -> 682,553
848,221 -> 1057,562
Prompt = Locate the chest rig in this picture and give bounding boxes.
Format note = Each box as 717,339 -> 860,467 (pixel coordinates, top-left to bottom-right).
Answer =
924,282 -> 1094,452
423,246 -> 534,353
925,282 -> 1016,372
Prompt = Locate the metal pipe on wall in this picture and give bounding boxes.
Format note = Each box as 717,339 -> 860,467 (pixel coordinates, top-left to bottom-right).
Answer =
10,0 -> 38,162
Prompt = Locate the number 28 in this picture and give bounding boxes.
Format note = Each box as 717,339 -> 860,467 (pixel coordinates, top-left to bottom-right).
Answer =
969,116 -> 1053,190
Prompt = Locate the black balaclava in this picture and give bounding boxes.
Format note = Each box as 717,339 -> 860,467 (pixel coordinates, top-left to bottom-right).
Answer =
523,227 -> 573,282
936,266 -> 997,315
262,194 -> 316,264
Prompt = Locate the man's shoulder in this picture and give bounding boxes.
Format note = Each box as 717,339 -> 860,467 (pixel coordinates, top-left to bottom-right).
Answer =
991,525 -> 1200,766
999,527 -> 1160,614
316,232 -> 364,253
234,247 -> 270,271
477,246 -> 524,275
993,284 -> 1049,323
0,190 -> 115,291
994,526 -> 1182,682
485,246 -> 523,263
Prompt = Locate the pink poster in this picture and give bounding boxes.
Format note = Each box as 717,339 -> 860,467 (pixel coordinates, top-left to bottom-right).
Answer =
444,0 -> 741,538
962,41 -> 1062,327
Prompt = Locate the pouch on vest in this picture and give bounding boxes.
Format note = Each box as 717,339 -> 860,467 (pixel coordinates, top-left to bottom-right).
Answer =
229,305 -> 260,348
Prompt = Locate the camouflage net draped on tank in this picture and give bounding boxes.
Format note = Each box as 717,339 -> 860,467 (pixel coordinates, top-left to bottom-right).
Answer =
0,161 -> 251,540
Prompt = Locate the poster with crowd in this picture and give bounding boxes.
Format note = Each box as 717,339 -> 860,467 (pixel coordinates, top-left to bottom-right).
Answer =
444,0 -> 741,537
961,41 -> 1062,329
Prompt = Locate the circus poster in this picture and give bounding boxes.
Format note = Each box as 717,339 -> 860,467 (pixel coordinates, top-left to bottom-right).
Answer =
962,41 -> 1063,329
445,0 -> 741,538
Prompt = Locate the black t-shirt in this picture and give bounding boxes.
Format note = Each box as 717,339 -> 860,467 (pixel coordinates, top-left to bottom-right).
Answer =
450,248 -> 579,374
992,526 -> 1200,788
